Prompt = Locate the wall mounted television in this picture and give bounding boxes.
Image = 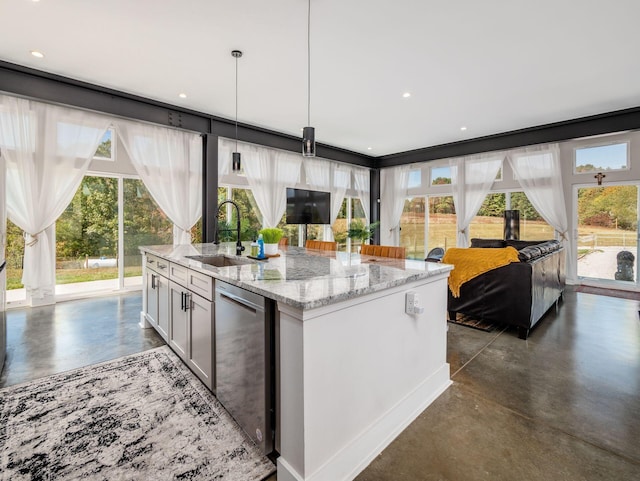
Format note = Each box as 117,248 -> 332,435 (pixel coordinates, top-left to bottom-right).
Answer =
286,188 -> 331,224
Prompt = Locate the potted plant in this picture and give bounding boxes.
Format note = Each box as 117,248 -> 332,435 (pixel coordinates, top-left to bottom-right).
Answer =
347,220 -> 380,252
259,227 -> 284,256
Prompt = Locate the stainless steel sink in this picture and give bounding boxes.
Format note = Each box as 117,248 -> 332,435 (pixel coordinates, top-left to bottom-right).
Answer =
185,254 -> 254,267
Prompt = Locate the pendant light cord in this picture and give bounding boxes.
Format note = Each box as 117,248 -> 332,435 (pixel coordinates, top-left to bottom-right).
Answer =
235,55 -> 239,151
307,0 -> 311,127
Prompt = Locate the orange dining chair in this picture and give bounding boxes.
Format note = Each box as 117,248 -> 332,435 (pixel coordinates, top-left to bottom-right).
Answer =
360,244 -> 406,259
305,240 -> 338,251
279,237 -> 289,247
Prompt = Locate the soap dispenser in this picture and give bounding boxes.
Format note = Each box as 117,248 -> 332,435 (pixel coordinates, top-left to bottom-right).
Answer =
257,233 -> 265,259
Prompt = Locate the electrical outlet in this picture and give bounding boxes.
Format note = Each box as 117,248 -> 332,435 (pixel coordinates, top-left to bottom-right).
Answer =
405,291 -> 424,315
405,292 -> 415,314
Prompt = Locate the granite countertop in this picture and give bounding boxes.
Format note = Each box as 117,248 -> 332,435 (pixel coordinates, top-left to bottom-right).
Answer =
140,243 -> 452,310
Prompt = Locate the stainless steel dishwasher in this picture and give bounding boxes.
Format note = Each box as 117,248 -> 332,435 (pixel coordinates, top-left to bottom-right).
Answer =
215,280 -> 274,455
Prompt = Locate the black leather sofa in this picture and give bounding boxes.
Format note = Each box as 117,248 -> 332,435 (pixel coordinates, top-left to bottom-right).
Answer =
447,239 -> 565,340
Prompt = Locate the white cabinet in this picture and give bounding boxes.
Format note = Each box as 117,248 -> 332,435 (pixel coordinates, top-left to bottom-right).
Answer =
143,253 -> 215,391
188,291 -> 214,389
170,281 -> 189,360
168,269 -> 215,391
156,275 -> 170,339
145,269 -> 159,328
144,254 -> 169,342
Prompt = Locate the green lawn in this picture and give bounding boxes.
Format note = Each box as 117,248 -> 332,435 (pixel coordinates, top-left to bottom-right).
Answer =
6,265 -> 143,290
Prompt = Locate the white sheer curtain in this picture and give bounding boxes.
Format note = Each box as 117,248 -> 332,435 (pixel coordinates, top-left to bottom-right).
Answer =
0,95 -> 110,300
450,153 -> 503,247
352,166 -> 371,223
117,120 -> 202,245
380,165 -> 410,245
218,137 -> 233,177
508,143 -> 570,262
240,141 -> 302,228
304,157 -> 349,240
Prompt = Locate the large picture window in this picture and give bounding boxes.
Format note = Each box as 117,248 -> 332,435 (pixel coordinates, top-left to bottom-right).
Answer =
468,192 -> 554,241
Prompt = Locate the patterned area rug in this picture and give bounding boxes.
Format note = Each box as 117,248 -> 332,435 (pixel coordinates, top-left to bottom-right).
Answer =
0,346 -> 275,481
448,313 -> 497,332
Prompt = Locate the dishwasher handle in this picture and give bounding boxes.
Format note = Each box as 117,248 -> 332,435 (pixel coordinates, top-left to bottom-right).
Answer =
216,288 -> 263,313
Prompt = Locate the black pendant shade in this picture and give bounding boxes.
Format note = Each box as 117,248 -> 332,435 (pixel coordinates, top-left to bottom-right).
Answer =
302,0 -> 316,158
302,126 -> 315,157
232,49 -> 242,172
232,151 -> 241,172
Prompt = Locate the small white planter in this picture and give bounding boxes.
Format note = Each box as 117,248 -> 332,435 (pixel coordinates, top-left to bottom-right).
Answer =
264,243 -> 279,256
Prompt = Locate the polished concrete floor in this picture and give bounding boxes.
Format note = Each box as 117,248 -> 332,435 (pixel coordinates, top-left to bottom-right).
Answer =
3,289 -> 640,480
353,287 -> 640,481
0,291 -> 164,387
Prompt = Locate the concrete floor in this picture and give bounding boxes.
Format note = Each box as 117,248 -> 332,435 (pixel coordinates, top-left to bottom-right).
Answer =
2,288 -> 640,480
354,287 -> 640,481
0,291 -> 164,387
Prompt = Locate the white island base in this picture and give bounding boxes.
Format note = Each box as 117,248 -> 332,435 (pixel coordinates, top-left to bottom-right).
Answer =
277,273 -> 451,481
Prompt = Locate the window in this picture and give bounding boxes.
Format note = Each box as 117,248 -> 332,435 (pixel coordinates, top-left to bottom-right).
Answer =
400,197 -> 426,259
331,197 -> 367,251
574,142 -> 628,173
469,193 -> 506,240
5,219 -> 26,303
408,169 -> 421,189
468,192 -> 554,241
332,198 -> 349,250
216,186 -> 262,242
430,166 -> 451,185
93,128 -> 114,161
56,175 -> 119,290
123,178 -> 173,287
428,195 -> 456,250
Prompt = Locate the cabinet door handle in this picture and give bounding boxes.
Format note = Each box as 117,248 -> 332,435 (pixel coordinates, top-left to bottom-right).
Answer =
148,259 -> 155,264
184,292 -> 191,311
151,274 -> 156,289
181,291 -> 185,311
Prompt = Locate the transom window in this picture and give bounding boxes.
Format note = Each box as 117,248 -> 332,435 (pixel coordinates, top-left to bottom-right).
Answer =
430,166 -> 451,185
93,128 -> 114,161
574,142 -> 628,174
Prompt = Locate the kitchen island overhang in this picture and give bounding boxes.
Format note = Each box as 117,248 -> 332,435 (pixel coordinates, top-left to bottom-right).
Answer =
139,244 -> 452,481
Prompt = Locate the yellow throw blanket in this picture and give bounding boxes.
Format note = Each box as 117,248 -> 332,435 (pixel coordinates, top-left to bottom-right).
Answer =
442,247 -> 520,298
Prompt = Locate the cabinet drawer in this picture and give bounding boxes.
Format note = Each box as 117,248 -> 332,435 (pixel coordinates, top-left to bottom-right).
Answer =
145,254 -> 169,276
188,269 -> 214,301
145,254 -> 162,273
169,262 -> 189,286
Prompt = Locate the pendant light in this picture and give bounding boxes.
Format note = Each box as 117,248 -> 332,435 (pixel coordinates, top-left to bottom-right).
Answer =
232,49 -> 243,171
302,0 -> 315,157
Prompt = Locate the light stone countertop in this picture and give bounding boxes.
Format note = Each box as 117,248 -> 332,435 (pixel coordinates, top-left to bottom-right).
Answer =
140,243 -> 452,310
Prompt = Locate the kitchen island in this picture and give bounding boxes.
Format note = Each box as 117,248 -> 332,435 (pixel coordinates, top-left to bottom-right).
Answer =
139,243 -> 452,481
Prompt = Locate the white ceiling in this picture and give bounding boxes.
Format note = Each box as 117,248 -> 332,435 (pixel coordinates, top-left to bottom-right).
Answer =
2,0 -> 640,156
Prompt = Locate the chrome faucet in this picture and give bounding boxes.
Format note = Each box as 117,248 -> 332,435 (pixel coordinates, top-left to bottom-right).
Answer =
214,200 -> 246,256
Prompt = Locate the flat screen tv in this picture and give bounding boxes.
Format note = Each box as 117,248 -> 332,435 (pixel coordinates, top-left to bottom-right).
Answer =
286,188 -> 331,224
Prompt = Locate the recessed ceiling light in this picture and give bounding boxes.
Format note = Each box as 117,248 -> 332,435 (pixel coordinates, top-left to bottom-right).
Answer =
178,93 -> 187,99
402,92 -> 411,98
30,50 -> 44,59
460,126 -> 467,131
367,147 -> 372,150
